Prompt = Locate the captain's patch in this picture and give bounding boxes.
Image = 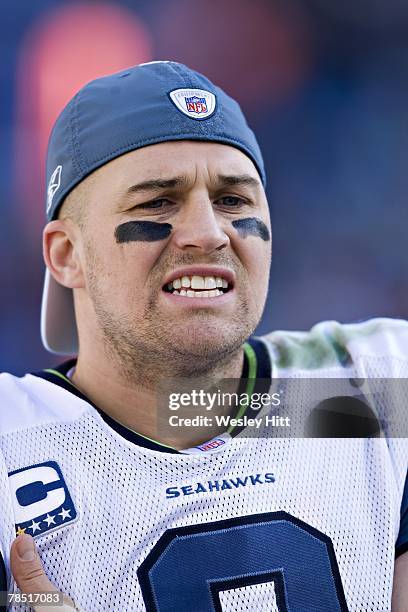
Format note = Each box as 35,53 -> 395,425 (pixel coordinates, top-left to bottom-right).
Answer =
9,461 -> 77,538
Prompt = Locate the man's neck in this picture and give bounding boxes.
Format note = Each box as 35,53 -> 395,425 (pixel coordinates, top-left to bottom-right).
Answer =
71,346 -> 245,450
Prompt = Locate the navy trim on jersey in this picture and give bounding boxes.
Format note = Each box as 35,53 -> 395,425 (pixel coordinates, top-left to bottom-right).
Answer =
33,360 -> 181,454
225,336 -> 272,437
31,337 -> 271,455
396,472 -> 408,558
249,336 -> 271,380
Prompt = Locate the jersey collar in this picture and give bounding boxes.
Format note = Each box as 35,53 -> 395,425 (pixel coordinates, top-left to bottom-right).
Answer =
32,337 -> 271,454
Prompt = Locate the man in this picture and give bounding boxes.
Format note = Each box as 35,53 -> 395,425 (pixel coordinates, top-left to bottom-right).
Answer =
0,61 -> 407,611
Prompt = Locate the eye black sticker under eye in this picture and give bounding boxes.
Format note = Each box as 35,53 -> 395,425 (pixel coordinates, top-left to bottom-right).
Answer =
232,217 -> 270,241
115,221 -> 172,243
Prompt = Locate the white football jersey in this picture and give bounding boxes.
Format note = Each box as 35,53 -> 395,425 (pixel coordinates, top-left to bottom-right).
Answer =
0,318 -> 407,612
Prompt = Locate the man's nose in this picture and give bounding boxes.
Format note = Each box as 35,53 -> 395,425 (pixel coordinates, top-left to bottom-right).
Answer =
172,198 -> 229,254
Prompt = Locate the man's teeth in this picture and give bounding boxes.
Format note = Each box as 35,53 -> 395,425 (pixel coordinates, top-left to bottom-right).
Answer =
174,289 -> 223,298
167,275 -> 229,296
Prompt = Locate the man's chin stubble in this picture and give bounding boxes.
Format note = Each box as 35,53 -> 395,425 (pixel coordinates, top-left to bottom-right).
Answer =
97,313 -> 256,383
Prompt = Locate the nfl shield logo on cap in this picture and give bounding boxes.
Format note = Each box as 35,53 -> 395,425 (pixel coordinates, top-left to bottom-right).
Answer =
169,88 -> 216,120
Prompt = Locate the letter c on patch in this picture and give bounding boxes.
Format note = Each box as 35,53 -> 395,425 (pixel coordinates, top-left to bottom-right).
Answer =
9,464 -> 66,524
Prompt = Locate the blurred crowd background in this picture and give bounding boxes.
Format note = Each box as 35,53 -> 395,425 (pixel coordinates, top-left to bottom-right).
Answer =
1,0 -> 408,374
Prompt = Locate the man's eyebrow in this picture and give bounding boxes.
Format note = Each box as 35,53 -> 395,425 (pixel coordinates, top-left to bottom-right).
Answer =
126,177 -> 188,194
215,174 -> 261,188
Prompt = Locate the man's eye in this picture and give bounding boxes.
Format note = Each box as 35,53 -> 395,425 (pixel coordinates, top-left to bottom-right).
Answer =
140,199 -> 171,210
216,196 -> 245,207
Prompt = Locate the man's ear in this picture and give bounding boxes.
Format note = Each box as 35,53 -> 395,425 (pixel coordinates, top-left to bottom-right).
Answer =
43,220 -> 85,289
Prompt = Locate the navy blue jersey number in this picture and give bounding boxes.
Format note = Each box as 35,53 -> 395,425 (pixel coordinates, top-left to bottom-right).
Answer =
138,511 -> 349,612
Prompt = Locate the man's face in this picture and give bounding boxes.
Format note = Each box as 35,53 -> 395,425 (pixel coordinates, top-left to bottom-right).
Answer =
77,141 -> 271,367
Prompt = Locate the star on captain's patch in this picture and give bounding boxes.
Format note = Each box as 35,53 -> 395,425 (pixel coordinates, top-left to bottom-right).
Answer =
44,513 -> 56,527
58,507 -> 71,521
28,519 -> 41,534
16,526 -> 26,536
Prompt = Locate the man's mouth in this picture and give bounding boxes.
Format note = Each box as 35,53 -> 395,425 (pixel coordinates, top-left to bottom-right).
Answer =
163,275 -> 232,298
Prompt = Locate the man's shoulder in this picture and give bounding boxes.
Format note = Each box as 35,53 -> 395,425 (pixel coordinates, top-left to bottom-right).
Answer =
259,317 -> 408,373
0,370 -> 90,436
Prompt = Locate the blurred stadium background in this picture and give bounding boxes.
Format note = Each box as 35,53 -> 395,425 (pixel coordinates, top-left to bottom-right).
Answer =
1,0 -> 408,374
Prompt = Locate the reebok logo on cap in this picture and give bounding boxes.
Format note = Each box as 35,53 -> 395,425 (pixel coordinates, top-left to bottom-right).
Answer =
169,88 -> 216,120
47,165 -> 62,214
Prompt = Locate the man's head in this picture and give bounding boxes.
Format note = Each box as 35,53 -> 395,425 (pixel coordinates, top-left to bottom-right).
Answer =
44,140 -> 271,373
41,61 -> 270,369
